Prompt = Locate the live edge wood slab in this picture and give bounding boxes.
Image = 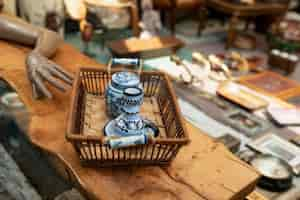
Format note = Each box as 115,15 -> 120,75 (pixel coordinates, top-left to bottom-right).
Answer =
0,40 -> 259,200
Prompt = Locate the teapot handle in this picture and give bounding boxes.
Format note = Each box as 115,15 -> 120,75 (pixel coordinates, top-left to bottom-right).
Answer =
144,119 -> 159,137
107,57 -> 143,82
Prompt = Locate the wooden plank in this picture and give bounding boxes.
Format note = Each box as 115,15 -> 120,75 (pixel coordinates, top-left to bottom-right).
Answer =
108,36 -> 184,58
0,40 -> 259,200
246,191 -> 269,200
217,82 -> 269,111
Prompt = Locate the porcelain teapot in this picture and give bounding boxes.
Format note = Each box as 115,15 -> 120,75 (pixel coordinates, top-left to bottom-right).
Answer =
106,71 -> 140,118
105,58 -> 142,118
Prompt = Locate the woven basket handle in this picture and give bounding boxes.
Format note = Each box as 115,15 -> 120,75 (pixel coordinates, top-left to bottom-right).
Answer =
107,58 -> 143,81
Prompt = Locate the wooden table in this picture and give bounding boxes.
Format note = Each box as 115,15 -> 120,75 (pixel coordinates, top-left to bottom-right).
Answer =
108,36 -> 184,58
0,40 -> 259,200
205,0 -> 289,49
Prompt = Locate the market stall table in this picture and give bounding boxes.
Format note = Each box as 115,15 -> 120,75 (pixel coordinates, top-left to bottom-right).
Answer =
144,53 -> 300,199
205,0 -> 289,49
0,40 -> 259,200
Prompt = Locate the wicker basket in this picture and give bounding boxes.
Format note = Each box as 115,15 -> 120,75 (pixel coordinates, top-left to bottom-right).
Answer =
66,67 -> 189,167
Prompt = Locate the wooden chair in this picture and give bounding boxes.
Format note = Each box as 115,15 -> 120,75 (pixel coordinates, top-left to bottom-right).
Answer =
152,0 -> 207,35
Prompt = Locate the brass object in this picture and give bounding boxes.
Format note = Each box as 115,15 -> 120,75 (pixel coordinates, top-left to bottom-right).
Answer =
192,52 -> 232,80
230,51 -> 249,72
170,55 -> 198,84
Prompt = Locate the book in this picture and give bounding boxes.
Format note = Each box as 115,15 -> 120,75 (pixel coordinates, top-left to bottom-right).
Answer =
267,107 -> 300,125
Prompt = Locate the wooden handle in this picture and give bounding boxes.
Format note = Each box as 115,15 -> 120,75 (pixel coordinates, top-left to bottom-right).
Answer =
107,58 -> 113,83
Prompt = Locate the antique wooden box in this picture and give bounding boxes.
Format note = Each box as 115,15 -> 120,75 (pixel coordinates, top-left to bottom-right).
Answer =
239,71 -> 300,99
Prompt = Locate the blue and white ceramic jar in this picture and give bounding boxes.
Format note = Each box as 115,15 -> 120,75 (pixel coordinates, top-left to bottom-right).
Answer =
106,71 -> 140,118
104,87 -> 159,149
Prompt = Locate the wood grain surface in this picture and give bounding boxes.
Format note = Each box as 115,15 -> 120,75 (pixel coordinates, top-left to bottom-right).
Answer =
217,82 -> 268,111
0,40 -> 259,200
239,71 -> 300,99
206,0 -> 288,17
108,36 -> 184,57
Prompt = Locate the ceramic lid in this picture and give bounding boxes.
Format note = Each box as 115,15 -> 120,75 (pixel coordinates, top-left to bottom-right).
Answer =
121,87 -> 143,114
111,72 -> 140,89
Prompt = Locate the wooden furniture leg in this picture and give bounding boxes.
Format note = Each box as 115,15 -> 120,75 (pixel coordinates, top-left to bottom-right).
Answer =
244,19 -> 250,31
129,3 -> 140,37
287,63 -> 296,75
255,15 -> 280,33
169,8 -> 176,34
160,10 -> 166,25
226,13 -> 239,49
197,7 -> 208,36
